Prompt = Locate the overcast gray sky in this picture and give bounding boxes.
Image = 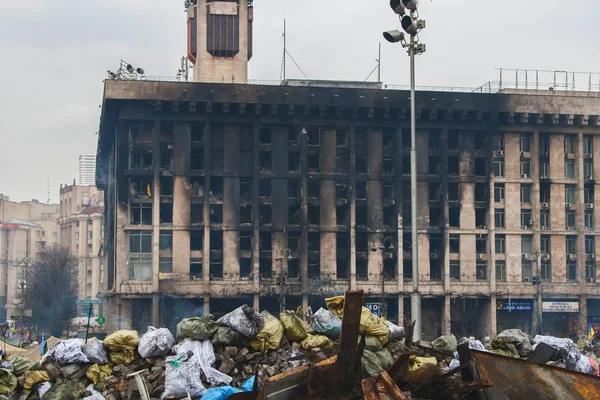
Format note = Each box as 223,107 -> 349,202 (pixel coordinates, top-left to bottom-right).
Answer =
1,0 -> 598,203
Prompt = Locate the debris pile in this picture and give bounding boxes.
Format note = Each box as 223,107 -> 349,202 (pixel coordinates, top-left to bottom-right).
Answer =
0,300 -> 405,400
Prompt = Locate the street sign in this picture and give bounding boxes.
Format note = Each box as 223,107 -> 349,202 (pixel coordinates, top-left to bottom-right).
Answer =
496,300 -> 533,312
96,316 -> 105,325
542,301 -> 579,313
365,303 -> 382,317
76,300 -> 100,305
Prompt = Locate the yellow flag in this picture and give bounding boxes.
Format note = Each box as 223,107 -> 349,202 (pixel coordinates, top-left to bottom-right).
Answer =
146,183 -> 152,197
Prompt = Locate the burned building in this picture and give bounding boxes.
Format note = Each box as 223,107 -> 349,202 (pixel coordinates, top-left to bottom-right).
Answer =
97,78 -> 600,339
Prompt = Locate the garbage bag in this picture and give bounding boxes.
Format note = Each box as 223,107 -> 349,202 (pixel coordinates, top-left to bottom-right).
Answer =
386,321 -> 405,341
574,355 -> 594,374
82,383 -> 105,400
138,326 -> 175,358
201,386 -> 241,400
211,326 -> 246,347
311,308 -> 342,339
533,335 -> 584,371
449,358 -> 461,370
325,296 -> 390,345
408,357 -> 443,385
361,349 -> 384,378
250,311 -> 284,353
289,348 -> 307,369
44,339 -> 90,364
242,375 -> 258,392
86,364 -> 113,384
217,305 -> 264,339
280,310 -> 308,342
162,351 -> 206,400
23,370 -> 50,389
386,339 -> 405,358
494,329 -> 532,357
375,348 -> 394,370
11,357 -> 36,376
361,335 -> 383,352
491,343 -> 519,358
104,330 -> 139,365
587,356 -> 600,376
0,369 -> 17,395
300,334 -> 333,350
37,382 -> 52,398
176,314 -> 218,341
173,338 -> 232,386
432,334 -> 457,353
83,340 -> 108,364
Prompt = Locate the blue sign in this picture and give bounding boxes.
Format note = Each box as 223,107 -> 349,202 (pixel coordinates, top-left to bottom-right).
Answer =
365,303 -> 382,317
76,300 -> 100,305
496,299 -> 533,312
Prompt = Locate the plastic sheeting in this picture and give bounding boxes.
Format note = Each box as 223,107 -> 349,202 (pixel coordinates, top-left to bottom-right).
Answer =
176,315 -> 218,342
173,338 -> 232,386
37,382 -> 52,398
138,326 -> 175,358
217,305 -> 264,339
311,308 -> 342,339
83,340 -> 108,365
162,352 -> 206,400
250,311 -> 284,353
44,339 -> 90,365
533,335 -> 593,374
82,384 -> 105,400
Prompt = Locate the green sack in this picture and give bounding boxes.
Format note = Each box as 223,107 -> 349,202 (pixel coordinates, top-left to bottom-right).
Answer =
280,311 -> 308,342
360,336 -> 383,352
176,314 -> 218,341
0,368 -> 17,395
11,356 -> 35,376
212,326 -> 246,347
375,348 -> 394,370
361,350 -> 384,378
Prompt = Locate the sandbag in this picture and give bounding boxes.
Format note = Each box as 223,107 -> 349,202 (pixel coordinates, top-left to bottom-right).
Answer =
311,308 -> 342,339
408,358 -> 443,385
386,321 -> 405,341
280,310 -> 308,342
326,296 -> 390,345
494,329 -> 532,357
104,330 -> 139,365
11,357 -> 35,376
44,339 -> 90,365
300,334 -> 333,350
176,315 -> 218,342
491,343 -> 519,358
386,339 -> 405,358
0,369 -> 17,395
250,311 -> 284,353
361,349 -> 384,378
162,352 -> 206,400
432,334 -> 457,353
361,336 -> 383,352
211,326 -> 246,347
375,348 -> 394,370
138,326 -> 175,358
173,339 -> 232,386
23,370 -> 50,389
217,305 -> 264,339
83,340 -> 108,365
86,364 -> 113,384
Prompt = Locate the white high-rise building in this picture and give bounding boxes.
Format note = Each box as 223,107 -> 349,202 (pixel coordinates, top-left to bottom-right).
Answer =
78,155 -> 96,186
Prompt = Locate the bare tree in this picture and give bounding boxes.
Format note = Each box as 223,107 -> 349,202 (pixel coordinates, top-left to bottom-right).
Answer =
23,247 -> 78,337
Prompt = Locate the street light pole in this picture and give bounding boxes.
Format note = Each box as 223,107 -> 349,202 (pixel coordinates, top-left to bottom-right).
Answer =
275,249 -> 292,314
532,250 -> 543,334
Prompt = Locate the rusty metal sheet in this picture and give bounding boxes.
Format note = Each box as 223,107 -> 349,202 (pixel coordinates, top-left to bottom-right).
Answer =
471,350 -> 600,400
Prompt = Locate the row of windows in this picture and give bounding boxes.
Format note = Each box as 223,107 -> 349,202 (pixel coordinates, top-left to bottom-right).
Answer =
493,208 -> 594,230
449,234 -> 596,255
494,134 -> 594,155
492,158 -> 592,179
494,184 -> 595,204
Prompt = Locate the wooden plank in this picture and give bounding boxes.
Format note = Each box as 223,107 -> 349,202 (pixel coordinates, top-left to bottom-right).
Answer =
387,353 -> 411,380
338,290 -> 364,356
379,370 -> 408,400
361,378 -> 381,400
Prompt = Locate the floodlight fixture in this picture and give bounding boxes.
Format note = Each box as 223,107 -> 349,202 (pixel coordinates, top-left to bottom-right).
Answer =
136,67 -> 145,75
383,30 -> 405,43
126,64 -> 134,73
401,0 -> 418,11
389,0 -> 406,15
401,15 -> 418,35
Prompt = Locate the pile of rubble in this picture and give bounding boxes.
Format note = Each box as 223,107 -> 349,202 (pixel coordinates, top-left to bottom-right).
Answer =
0,296 -> 405,400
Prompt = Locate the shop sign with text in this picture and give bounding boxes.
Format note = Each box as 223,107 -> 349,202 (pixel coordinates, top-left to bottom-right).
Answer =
496,299 -> 533,312
542,301 -> 579,313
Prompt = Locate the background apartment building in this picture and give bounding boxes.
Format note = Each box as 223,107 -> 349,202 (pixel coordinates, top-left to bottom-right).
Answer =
0,196 -> 59,320
59,181 -> 105,316
96,76 -> 600,338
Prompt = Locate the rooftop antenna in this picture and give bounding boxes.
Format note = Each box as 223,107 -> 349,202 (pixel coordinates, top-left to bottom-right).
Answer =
46,178 -> 51,204
364,43 -> 382,82
280,19 -> 286,82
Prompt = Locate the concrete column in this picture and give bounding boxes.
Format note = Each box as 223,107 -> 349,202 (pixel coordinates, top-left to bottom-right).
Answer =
203,123 -> 212,314
173,122 -> 191,276
252,124 -> 261,311
580,295 -> 588,337
152,293 -> 160,327
320,127 -> 337,279
223,124 -> 241,280
577,132 -> 587,336
443,295 -> 451,335
272,126 -> 289,278
367,128 -> 383,283
152,120 -> 161,298
349,127 -> 357,289
300,127 -> 309,314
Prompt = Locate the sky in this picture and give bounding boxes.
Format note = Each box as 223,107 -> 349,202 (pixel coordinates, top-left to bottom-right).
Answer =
0,0 -> 598,203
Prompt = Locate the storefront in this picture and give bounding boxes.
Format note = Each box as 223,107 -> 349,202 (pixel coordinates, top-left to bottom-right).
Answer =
542,300 -> 579,338
495,299 -> 533,334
